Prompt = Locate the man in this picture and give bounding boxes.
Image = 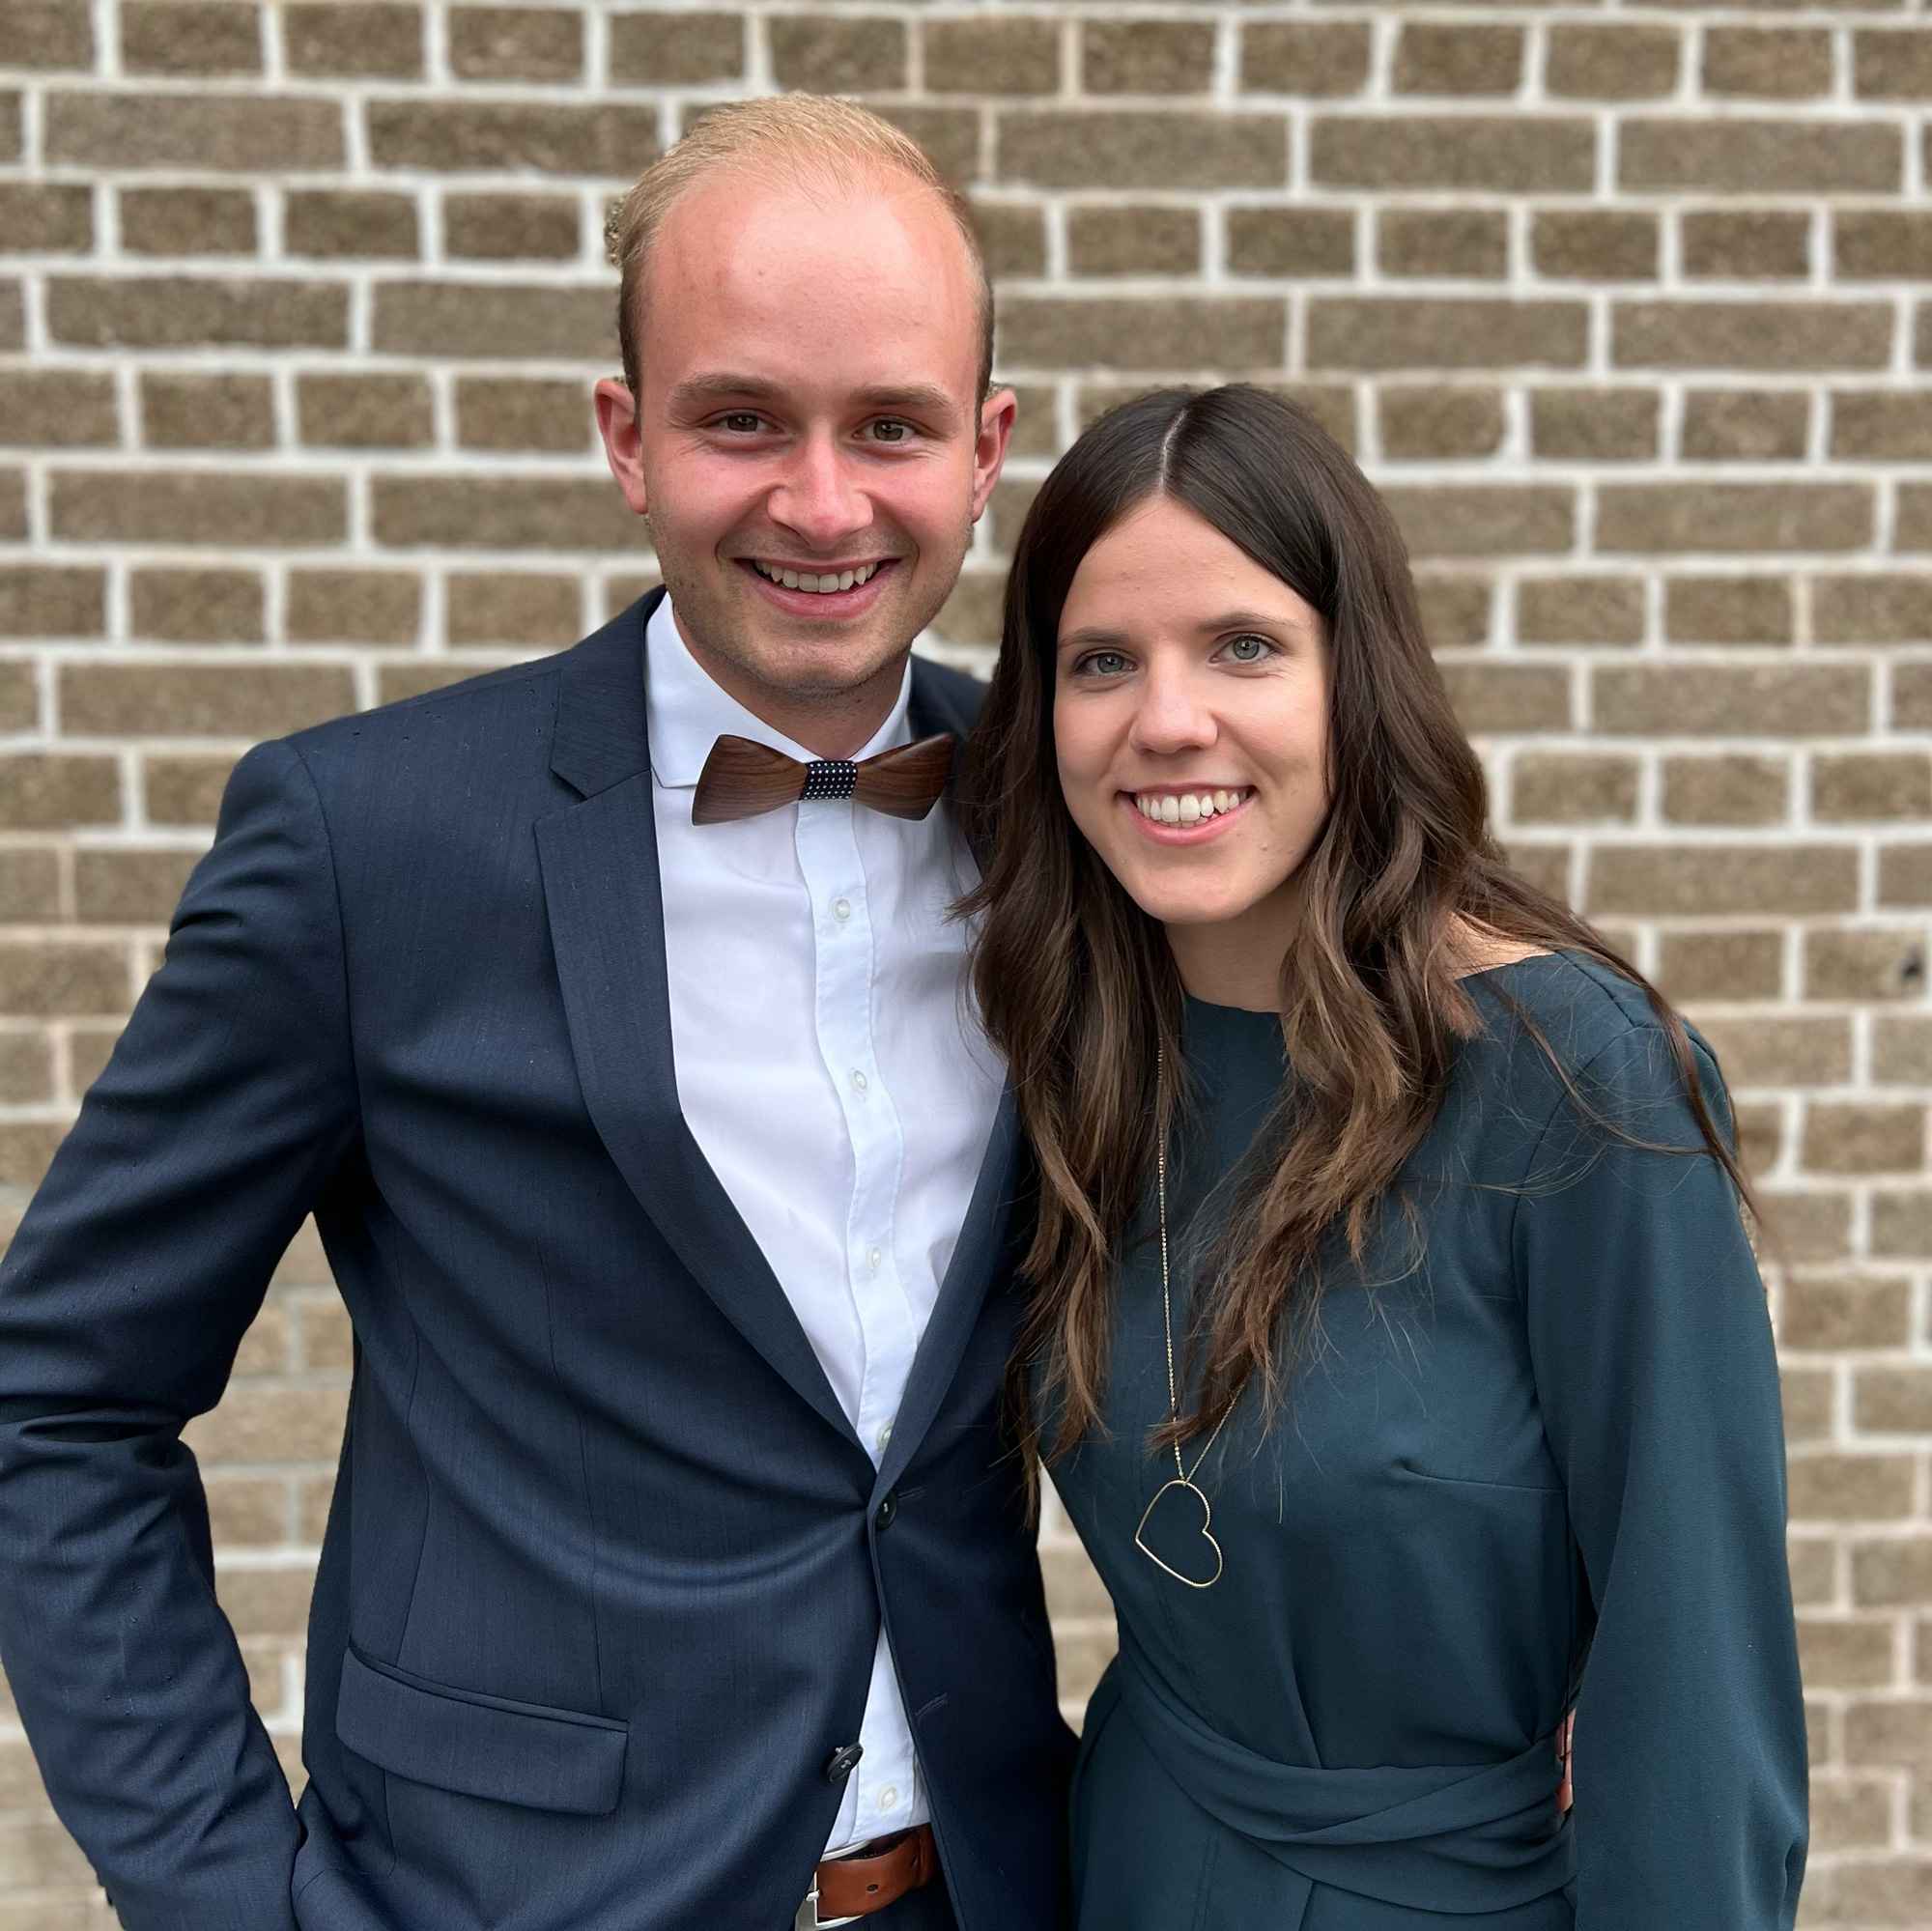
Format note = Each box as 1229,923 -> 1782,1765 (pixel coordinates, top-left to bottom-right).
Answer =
0,97 -> 1074,1931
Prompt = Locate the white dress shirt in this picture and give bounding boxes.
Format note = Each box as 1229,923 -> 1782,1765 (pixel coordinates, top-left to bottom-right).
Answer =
644,595 -> 1005,1855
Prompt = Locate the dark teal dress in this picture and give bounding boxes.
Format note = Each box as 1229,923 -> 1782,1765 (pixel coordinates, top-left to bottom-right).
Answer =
1054,952 -> 1806,1930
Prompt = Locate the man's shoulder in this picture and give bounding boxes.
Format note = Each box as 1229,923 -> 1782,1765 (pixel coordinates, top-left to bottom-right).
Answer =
909,650 -> 988,740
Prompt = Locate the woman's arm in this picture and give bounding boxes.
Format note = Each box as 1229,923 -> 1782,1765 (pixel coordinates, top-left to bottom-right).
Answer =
1517,1021 -> 1807,1929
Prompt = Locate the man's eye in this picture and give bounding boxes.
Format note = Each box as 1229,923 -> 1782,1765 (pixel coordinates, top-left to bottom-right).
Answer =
1224,635 -> 1274,663
718,413 -> 763,434
869,420 -> 911,443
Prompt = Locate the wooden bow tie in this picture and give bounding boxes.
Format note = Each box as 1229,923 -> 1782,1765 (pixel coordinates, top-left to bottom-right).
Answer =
692,732 -> 956,826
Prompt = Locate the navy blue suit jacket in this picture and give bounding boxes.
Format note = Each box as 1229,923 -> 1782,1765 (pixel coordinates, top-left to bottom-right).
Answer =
0,592 -> 1076,1931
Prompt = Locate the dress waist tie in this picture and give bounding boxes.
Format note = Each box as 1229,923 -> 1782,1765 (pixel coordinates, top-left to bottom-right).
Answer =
1112,1643 -> 1574,1924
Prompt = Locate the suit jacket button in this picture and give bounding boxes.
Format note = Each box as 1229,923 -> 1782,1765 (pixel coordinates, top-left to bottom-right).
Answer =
874,1491 -> 897,1530
825,1743 -> 864,1783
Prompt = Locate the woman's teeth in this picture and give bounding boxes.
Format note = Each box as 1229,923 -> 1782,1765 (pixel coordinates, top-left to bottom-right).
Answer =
1134,789 -> 1249,826
753,561 -> 878,594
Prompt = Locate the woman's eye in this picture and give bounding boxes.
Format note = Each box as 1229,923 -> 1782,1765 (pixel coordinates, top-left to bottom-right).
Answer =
1077,651 -> 1132,677
1223,634 -> 1274,664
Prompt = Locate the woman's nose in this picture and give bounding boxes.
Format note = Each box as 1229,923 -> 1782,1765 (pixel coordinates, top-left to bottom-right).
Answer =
1129,664 -> 1216,755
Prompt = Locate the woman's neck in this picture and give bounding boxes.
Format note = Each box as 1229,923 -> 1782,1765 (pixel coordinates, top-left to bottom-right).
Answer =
1163,891 -> 1298,1011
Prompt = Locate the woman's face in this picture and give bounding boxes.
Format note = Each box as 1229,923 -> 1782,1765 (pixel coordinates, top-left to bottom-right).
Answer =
1053,495 -> 1331,937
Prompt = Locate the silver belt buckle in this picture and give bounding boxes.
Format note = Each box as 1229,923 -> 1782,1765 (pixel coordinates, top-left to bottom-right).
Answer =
795,1884 -> 863,1929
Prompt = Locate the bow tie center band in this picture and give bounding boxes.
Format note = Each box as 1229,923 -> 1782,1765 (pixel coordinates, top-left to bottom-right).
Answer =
692,733 -> 956,826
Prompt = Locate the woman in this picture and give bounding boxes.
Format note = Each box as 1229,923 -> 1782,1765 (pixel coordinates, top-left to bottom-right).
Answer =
962,385 -> 1806,1929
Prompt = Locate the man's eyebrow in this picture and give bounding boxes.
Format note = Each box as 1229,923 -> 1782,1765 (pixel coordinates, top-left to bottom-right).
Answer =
665,375 -> 964,420
667,373 -> 788,408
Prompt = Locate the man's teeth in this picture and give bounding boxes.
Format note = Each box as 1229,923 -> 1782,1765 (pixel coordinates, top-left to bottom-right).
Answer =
1134,789 -> 1248,825
753,561 -> 878,593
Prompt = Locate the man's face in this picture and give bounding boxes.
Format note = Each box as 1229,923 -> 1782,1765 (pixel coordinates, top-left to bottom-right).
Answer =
595,170 -> 1013,743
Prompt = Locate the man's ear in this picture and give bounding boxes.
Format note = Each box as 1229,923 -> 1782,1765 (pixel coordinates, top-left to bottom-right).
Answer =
594,378 -> 650,517
970,386 -> 1019,524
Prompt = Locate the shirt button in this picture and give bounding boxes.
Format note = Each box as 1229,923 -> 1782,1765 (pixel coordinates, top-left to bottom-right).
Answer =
850,1069 -> 868,1094
832,897 -> 851,923
876,1420 -> 894,1452
878,1786 -> 899,1812
867,1245 -> 882,1274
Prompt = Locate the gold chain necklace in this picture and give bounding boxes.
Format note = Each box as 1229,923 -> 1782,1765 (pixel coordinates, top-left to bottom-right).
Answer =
1132,1051 -> 1232,1590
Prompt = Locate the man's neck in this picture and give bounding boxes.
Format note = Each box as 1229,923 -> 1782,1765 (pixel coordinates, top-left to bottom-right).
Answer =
672,608 -> 908,761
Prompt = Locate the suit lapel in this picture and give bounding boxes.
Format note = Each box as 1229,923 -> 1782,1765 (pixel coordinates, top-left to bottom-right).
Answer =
535,595 -> 863,1453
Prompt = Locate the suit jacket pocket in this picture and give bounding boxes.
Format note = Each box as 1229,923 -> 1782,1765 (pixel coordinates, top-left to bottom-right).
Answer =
336,1647 -> 627,1816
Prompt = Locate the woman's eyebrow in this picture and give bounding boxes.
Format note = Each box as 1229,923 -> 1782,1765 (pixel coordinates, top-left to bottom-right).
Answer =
1058,626 -> 1132,651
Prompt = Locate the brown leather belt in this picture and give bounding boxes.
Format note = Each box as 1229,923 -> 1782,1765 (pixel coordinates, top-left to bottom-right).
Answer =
803,1823 -> 937,1925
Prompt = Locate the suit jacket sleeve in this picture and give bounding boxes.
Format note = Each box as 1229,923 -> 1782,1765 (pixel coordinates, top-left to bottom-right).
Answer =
0,739 -> 360,1931
1518,1025 -> 1807,1929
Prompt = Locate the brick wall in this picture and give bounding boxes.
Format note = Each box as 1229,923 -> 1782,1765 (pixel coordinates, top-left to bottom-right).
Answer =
0,0 -> 1929,1922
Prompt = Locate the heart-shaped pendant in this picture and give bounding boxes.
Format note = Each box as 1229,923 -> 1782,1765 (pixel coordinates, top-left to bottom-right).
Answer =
1134,1477 -> 1224,1589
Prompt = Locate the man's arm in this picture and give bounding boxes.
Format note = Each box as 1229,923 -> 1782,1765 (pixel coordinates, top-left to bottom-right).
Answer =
0,739 -> 361,1931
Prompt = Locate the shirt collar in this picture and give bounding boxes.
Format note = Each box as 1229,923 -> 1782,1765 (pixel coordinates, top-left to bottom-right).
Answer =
645,592 -> 915,790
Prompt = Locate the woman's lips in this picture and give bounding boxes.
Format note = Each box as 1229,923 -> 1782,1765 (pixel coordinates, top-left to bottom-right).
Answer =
1121,788 -> 1254,844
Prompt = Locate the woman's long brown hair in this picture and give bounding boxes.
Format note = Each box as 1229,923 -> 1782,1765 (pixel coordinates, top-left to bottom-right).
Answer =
960,384 -> 1755,1476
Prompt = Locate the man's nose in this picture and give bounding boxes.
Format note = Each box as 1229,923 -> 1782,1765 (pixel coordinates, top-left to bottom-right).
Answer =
767,433 -> 871,550
1130,661 -> 1216,755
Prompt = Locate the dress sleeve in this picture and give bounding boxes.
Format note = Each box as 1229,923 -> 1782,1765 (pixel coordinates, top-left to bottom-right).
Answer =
0,739 -> 360,1931
1516,1020 -> 1807,1929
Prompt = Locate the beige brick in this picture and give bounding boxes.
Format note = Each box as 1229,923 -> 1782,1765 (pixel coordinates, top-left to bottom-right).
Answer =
1084,21 -> 1214,96
46,277 -> 347,350
297,372 -> 434,449
1378,385 -> 1502,460
1696,1014 -> 1849,1086
454,376 -> 592,452
1435,663 -> 1570,733
1377,209 -> 1506,280
1807,927 -> 1929,1001
1312,117 -> 1593,193
1597,665 -> 1865,736
0,755 -> 119,830
379,658 -> 525,704
1845,1701 -> 1932,1769
0,182 -> 92,251
0,1813 -> 97,1888
1762,1193 -> 1854,1265
363,100 -> 657,175
1662,576 -> 1794,644
444,192 -> 580,261
1856,1366 -> 1932,1434
446,574 -> 582,647
975,207 -> 1046,279
140,371 -> 273,449
1832,391 -> 1932,462
120,185 -> 256,256
1596,482 -> 1872,554
1681,211 -> 1810,281
1873,1191 -> 1932,1258
449,6 -> 582,81
0,852 -> 60,921
1066,207 -> 1200,277
213,1564 -> 317,1638
285,2 -> 421,76
867,108 -> 979,185
121,0 -> 260,73
998,297 -> 1283,372
68,1027 -> 120,1094
1781,1364 -> 1833,1444
1882,846 -> 1932,908
768,15 -> 904,93
1856,29 -> 1932,100
0,369 -> 117,447
1784,1274 -> 1911,1352
1546,24 -> 1679,100
1814,755 -> 1932,825
609,14 -> 739,84
0,0 -> 93,67
1681,390 -> 1808,463
998,111 -> 1285,190
1788,1537 -> 1835,1608
1893,660 -> 1932,724
1808,1774 -> 1893,1852
1308,299 -> 1585,372
1510,753 -> 1638,824
1804,1102 -> 1924,1176
44,92 -> 344,171
1530,211 -> 1658,282
144,754 -> 237,825
371,477 -> 639,550
1516,577 -> 1644,645
1612,301 -> 1890,372
1703,28 -> 1833,99
129,567 -> 264,644
1381,487 -> 1574,557
0,469 -> 24,541
50,471 -> 343,547
283,189 -> 418,259
1589,845 -> 1857,917
1892,489 -> 1932,554
371,283 -> 612,359
0,943 -> 130,1017
1238,23 -> 1370,98
1873,1016 -> 1932,1084
1838,210 -> 1932,280
1621,121 -> 1902,196
1393,23 -> 1520,97
74,850 -> 201,924
1660,929 -> 1784,1003
1790,1453 -> 1916,1521
1661,754 -> 1789,826
1504,842 -> 1571,904
923,17 -> 1056,96
1414,576 -> 1492,647
185,1385 -> 346,1465
1226,209 -> 1354,278
60,665 -> 355,738
1530,388 -> 1658,462
298,1295 -> 354,1372
1814,575 -> 1932,644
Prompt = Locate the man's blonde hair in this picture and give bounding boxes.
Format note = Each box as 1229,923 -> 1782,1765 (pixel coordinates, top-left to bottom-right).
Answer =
604,96 -> 994,401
